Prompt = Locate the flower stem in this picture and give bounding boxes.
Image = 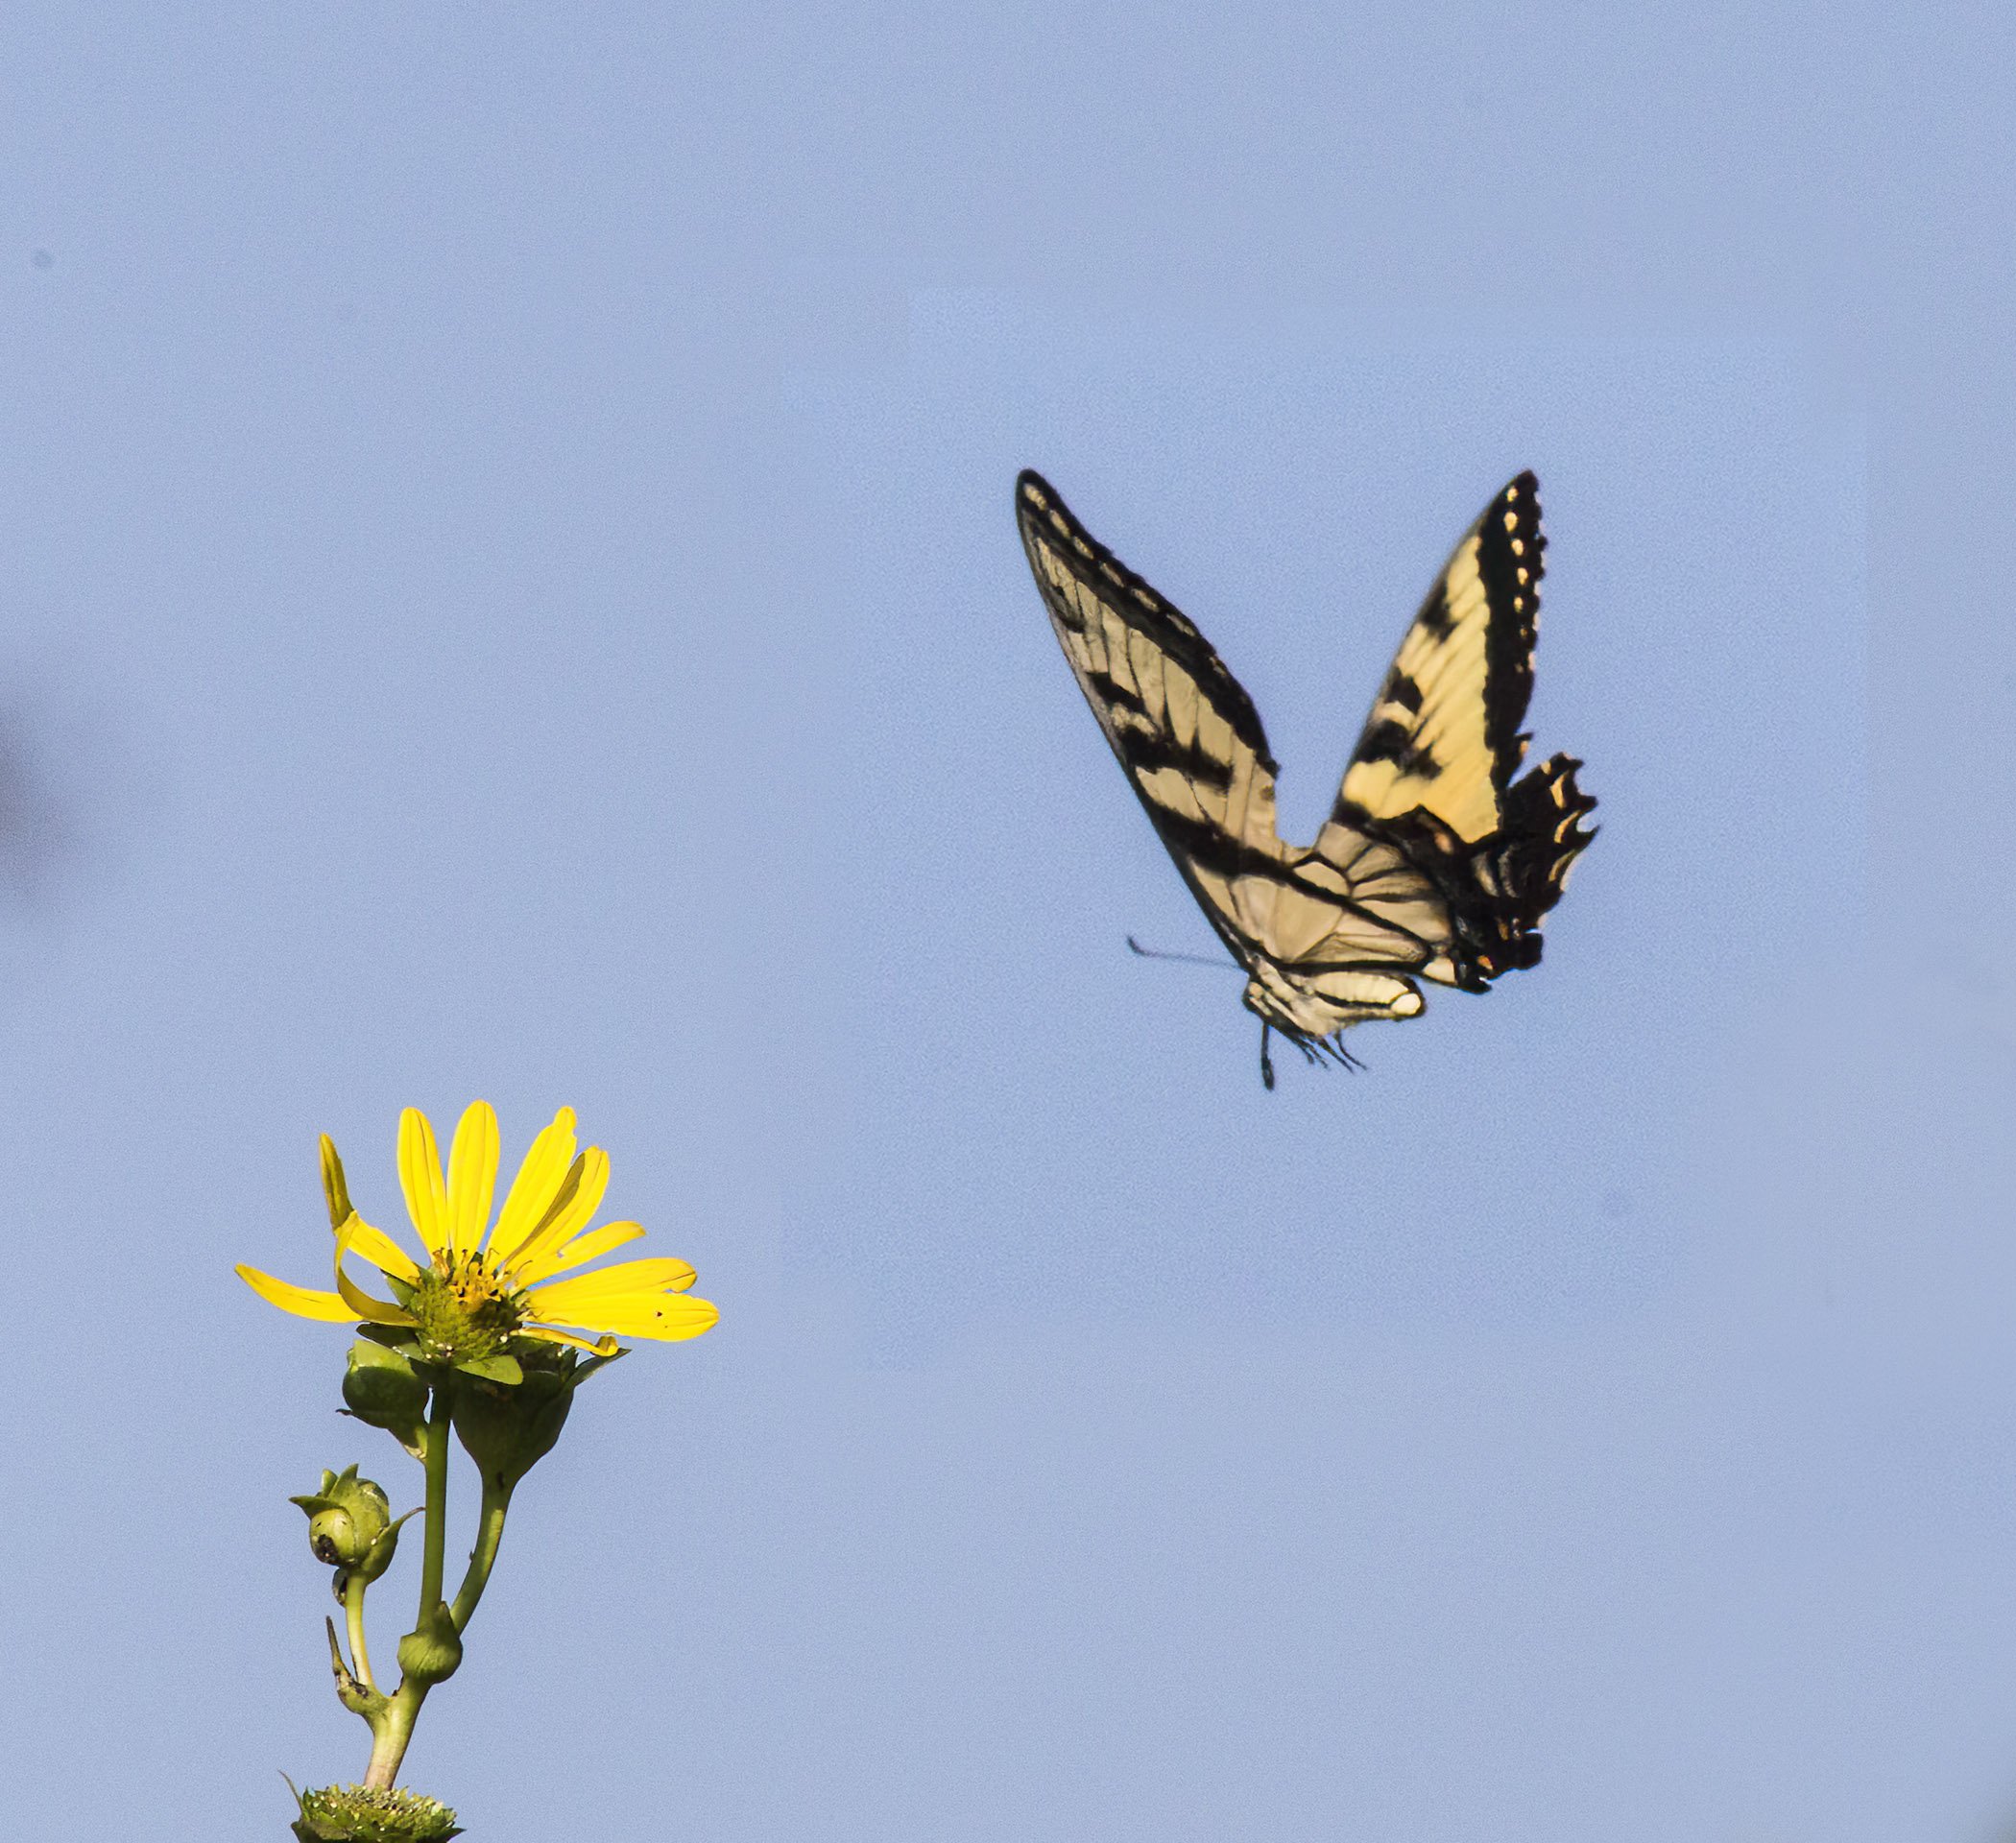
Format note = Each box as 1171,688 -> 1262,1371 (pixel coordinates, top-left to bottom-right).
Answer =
363,1688 -> 421,1791
360,1380 -> 455,1792
451,1479 -> 512,1633
418,1383 -> 452,1616
344,1570 -> 374,1690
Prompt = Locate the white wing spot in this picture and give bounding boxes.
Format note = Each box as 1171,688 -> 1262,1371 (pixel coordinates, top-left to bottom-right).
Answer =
1502,511 -> 1518,532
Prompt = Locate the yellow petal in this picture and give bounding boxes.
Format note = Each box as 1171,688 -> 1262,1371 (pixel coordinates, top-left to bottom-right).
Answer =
487,1108 -> 578,1259
529,1257 -> 700,1304
237,1264 -> 358,1323
519,1325 -> 623,1355
398,1108 -> 450,1255
319,1136 -> 354,1232
445,1101 -> 500,1257
532,1290 -> 719,1342
335,1216 -> 420,1327
525,1219 -> 645,1281
339,1213 -> 421,1282
500,1146 -> 609,1277
494,1154 -> 582,1269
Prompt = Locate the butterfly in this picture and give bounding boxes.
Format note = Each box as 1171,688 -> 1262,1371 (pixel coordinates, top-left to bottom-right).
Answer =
1016,467 -> 1596,1088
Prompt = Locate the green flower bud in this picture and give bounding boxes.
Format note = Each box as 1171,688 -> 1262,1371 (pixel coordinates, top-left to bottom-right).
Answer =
396,1599 -> 464,1687
342,1339 -> 429,1460
307,1505 -> 360,1565
289,1466 -> 392,1570
451,1343 -> 620,1494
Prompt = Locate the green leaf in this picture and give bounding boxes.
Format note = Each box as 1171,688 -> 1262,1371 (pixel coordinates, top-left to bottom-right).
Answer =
454,1353 -> 522,1385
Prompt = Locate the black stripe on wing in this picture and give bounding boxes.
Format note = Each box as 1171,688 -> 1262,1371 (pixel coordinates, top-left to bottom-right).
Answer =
1476,468 -> 1546,789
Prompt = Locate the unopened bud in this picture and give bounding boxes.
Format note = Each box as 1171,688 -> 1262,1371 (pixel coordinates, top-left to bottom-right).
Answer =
452,1343 -> 620,1493
342,1338 -> 429,1459
288,1465 -> 393,1571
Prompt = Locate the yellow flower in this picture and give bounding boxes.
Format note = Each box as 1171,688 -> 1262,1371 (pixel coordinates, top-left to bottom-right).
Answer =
237,1103 -> 719,1358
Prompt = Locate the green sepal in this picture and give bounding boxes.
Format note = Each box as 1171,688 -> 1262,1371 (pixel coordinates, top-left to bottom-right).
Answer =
287,1779 -> 461,1842
569,1350 -> 622,1386
396,1598 -> 464,1686
341,1340 -> 428,1460
353,1506 -> 419,1586
450,1342 -> 620,1492
357,1322 -> 420,1353
381,1270 -> 420,1311
454,1352 -> 521,1385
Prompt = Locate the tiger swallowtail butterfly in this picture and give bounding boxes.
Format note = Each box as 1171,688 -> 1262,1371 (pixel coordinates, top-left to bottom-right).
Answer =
1016,467 -> 1596,1088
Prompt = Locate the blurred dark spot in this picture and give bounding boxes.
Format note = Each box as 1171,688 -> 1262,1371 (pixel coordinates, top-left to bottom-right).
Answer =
30,248 -> 52,271
0,716 -> 64,906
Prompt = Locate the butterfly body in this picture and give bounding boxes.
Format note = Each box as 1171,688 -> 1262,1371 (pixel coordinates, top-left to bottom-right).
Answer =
1015,467 -> 1595,1079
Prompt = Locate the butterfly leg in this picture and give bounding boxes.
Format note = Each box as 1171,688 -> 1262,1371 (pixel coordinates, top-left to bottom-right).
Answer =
1259,1021 -> 1276,1091
1323,1036 -> 1365,1073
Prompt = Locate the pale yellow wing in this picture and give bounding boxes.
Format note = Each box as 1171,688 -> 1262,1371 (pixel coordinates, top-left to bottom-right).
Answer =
1322,471 -> 1596,991
1333,471 -> 1546,844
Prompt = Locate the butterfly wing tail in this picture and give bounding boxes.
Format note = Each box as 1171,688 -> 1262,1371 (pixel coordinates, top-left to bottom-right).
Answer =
1380,754 -> 1596,990
1491,753 -> 1597,937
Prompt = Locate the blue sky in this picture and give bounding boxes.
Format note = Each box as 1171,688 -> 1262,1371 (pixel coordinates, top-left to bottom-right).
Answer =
4,7 -> 2014,1840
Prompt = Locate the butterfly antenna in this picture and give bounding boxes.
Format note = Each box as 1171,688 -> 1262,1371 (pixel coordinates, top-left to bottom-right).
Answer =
1126,935 -> 1237,971
1259,1021 -> 1276,1090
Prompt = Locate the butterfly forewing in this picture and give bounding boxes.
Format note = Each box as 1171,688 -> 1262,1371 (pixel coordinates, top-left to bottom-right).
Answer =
1018,472 -> 1292,929
1334,471 -> 1545,844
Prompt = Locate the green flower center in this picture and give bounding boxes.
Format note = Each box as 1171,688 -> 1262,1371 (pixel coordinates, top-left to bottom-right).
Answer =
291,1782 -> 462,1842
404,1253 -> 524,1365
